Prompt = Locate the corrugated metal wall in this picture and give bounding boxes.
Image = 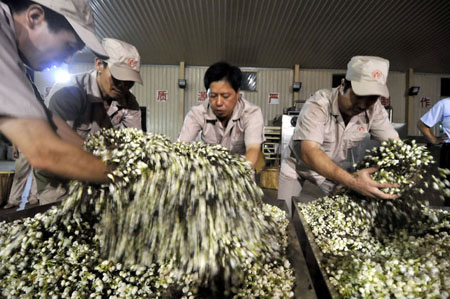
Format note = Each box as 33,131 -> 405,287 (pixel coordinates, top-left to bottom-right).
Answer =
386,72 -> 407,123
131,65 -> 180,140
34,64 -> 182,141
413,73 -> 450,136
184,66 -> 293,126
34,64 -> 449,139
184,66 -> 208,118
299,69 -> 341,99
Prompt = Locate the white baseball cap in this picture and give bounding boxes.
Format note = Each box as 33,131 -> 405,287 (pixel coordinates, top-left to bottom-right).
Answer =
102,38 -> 143,84
33,0 -> 107,57
346,56 -> 390,98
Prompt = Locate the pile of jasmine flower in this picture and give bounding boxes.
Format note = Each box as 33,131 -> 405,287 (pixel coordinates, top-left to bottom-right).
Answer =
299,139 -> 450,298
0,128 -> 295,298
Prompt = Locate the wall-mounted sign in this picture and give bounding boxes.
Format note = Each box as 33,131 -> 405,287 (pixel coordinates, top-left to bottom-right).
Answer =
197,91 -> 208,102
268,92 -> 280,104
420,97 -> 431,108
156,90 -> 168,102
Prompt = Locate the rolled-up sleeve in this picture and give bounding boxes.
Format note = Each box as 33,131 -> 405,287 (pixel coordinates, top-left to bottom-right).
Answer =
178,108 -> 203,142
243,106 -> 264,146
294,100 -> 328,144
420,101 -> 443,128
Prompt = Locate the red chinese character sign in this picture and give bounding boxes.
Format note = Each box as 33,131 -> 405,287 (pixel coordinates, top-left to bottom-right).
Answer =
268,92 -> 280,105
156,90 -> 168,102
197,91 -> 208,102
420,97 -> 431,108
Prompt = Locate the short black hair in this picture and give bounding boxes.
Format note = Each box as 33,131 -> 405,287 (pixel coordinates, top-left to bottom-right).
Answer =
204,62 -> 242,92
5,0 -> 76,34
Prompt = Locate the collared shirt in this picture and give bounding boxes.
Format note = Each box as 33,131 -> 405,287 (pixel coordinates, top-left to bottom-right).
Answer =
420,97 -> 450,143
178,98 -> 264,155
0,2 -> 48,120
289,88 -> 398,185
46,70 -> 141,139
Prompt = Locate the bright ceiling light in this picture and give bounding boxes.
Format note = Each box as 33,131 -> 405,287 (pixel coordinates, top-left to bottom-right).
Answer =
54,70 -> 71,83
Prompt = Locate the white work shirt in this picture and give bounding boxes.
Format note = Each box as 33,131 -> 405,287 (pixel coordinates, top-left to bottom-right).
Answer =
47,70 -> 141,139
178,98 -> 264,155
420,97 -> 450,143
289,88 -> 398,185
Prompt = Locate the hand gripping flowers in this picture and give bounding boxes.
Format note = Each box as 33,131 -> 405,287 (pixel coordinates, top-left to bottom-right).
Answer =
1,128 -> 296,298
299,139 -> 450,298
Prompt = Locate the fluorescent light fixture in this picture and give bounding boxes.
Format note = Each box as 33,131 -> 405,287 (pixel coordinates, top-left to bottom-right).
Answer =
54,70 -> 71,83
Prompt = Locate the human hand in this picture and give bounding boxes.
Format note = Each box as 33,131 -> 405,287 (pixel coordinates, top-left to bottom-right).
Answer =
348,167 -> 399,200
432,136 -> 445,145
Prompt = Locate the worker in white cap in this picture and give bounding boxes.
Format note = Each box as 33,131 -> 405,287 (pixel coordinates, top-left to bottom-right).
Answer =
36,38 -> 144,204
0,0 -> 112,189
278,56 -> 400,215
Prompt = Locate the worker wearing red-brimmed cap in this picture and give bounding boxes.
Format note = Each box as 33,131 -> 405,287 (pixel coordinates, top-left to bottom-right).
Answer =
0,0 -> 112,189
278,56 -> 400,215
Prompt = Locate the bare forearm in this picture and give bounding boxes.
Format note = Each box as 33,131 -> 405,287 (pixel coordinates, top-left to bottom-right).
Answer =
300,140 -> 398,199
53,115 -> 85,148
417,120 -> 438,144
43,140 -> 109,182
245,146 -> 260,167
301,146 -> 355,187
0,118 -> 109,183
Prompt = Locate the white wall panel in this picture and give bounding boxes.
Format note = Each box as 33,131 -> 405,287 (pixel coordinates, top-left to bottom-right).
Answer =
184,66 -> 208,118
386,71 -> 406,123
68,63 -> 93,74
413,73 -> 450,136
299,69 -> 343,100
132,65 -> 180,140
185,66 -> 293,126
242,68 -> 293,125
34,63 -> 449,139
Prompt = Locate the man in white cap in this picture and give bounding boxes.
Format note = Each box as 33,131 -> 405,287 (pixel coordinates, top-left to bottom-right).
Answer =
0,0 -> 112,187
35,38 -> 143,204
47,38 -> 143,139
278,56 -> 400,215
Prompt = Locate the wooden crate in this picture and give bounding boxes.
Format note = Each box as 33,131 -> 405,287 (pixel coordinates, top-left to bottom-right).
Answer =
259,166 -> 280,190
0,171 -> 14,206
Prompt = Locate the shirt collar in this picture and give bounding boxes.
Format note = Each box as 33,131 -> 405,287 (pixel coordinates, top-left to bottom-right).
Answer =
1,2 -> 13,29
88,70 -> 103,102
330,88 -> 340,117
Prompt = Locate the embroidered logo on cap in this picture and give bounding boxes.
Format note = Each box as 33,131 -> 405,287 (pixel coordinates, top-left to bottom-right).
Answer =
372,70 -> 383,80
128,58 -> 137,68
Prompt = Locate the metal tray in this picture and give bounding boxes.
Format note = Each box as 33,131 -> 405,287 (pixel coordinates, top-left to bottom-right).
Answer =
263,198 -> 317,299
1,198 -> 317,298
292,202 -> 341,299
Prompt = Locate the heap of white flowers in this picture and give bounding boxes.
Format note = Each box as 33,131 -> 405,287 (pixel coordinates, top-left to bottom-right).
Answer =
0,128 -> 295,298
299,139 -> 450,298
